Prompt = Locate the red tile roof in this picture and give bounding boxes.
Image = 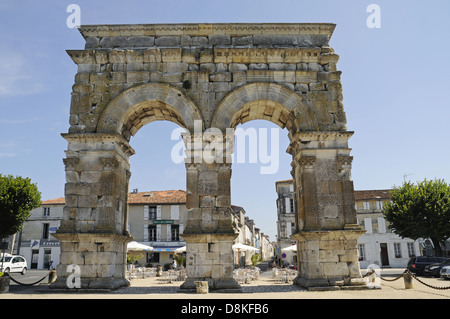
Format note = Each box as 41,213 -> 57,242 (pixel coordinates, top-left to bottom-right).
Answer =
41,190 -> 187,206
354,190 -> 392,201
41,197 -> 65,205
42,189 -> 392,205
127,190 -> 186,205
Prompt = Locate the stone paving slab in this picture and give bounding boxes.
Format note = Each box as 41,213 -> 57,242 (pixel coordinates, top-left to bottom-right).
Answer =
2,270 -> 450,299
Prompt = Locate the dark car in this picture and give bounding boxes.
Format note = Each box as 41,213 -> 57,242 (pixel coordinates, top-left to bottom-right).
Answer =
407,256 -> 448,275
424,258 -> 450,277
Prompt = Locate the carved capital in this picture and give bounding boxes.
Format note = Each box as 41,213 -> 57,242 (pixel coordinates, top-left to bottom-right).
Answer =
100,157 -> 119,170
337,156 -> 353,168
300,156 -> 316,168
185,162 -> 200,171
63,158 -> 79,171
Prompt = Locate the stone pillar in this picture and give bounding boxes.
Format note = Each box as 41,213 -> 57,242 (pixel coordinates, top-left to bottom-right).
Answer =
179,131 -> 241,292
288,132 -> 366,289
50,133 -> 134,290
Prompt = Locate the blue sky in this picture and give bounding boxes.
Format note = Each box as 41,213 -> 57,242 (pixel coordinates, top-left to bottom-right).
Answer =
1,0 -> 449,240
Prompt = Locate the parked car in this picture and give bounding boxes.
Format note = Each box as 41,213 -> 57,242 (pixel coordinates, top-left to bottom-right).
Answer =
0,255 -> 28,275
424,259 -> 450,277
407,256 -> 448,275
440,266 -> 450,279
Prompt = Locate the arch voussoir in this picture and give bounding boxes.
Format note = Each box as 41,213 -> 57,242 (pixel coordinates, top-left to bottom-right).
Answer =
212,82 -> 318,134
97,83 -> 203,139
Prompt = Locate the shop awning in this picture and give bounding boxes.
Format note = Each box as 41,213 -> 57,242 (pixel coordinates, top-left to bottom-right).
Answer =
151,246 -> 184,252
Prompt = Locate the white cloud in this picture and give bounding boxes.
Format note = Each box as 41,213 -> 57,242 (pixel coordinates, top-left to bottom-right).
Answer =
0,51 -> 45,96
0,153 -> 16,158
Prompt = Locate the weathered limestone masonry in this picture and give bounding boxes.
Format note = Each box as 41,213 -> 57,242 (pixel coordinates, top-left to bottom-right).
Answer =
53,23 -> 366,291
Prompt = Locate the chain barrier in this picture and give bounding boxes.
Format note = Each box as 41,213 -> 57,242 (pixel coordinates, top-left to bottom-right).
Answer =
5,270 -> 53,286
407,271 -> 450,290
379,269 -> 407,282
364,268 -> 450,290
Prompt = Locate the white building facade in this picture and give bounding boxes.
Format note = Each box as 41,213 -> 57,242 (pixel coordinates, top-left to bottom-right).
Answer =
275,180 -> 297,266
16,190 -> 273,270
355,190 -> 422,269
17,197 -> 64,270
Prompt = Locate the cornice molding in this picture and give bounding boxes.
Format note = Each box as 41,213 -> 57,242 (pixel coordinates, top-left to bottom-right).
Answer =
78,23 -> 336,39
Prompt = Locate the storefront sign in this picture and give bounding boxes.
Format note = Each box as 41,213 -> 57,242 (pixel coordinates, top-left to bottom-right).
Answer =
153,220 -> 174,224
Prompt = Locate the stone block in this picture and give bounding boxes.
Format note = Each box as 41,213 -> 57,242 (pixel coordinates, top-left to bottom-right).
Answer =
213,82 -> 229,92
232,36 -> 253,46
161,48 -> 182,62
295,71 -> 317,83
247,63 -> 267,70
209,72 -> 232,82
126,50 -> 144,63
319,239 -> 344,251
199,63 -> 216,74
200,196 -> 215,208
338,249 -> 359,263
232,71 -> 246,83
85,37 -> 100,49
143,49 -> 162,63
162,62 -> 188,74
155,36 -> 180,46
74,73 -> 90,84
181,50 -> 197,63
126,62 -> 144,71
319,249 -> 339,262
110,72 -> 127,84
197,71 -> 209,83
191,36 -> 209,46
309,82 -> 325,91
229,63 -> 248,72
269,63 -> 296,71
108,50 -> 126,63
99,36 -> 127,48
200,50 -> 214,63
322,262 -> 349,277
126,36 -> 154,47
209,34 -> 231,45
127,71 -> 150,83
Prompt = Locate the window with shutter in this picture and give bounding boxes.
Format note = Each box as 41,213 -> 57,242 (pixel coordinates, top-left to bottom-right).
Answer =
156,225 -> 161,241
171,205 -> 180,220
156,206 -> 161,220
166,225 -> 172,241
364,218 -> 373,234
285,198 -> 290,213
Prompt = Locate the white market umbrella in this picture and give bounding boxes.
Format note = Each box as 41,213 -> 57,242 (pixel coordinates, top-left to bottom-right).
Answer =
127,241 -> 153,252
233,243 -> 259,268
175,246 -> 186,253
281,245 -> 297,252
232,243 -> 259,252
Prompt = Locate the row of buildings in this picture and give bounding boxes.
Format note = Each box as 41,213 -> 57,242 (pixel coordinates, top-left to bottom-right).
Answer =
274,180 -> 444,269
4,179 -> 445,271
6,189 -> 273,270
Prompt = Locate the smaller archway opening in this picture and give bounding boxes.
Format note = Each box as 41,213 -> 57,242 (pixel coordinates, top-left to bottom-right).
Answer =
121,100 -> 187,142
230,99 -> 296,135
230,116 -> 297,278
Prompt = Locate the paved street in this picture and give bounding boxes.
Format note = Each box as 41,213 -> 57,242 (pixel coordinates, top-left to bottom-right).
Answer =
2,268 -> 450,299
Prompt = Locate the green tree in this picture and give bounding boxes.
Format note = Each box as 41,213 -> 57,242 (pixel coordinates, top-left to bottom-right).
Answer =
383,179 -> 450,257
0,174 -> 41,240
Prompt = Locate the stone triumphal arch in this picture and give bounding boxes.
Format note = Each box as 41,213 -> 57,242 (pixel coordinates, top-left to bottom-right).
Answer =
52,23 -> 367,291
